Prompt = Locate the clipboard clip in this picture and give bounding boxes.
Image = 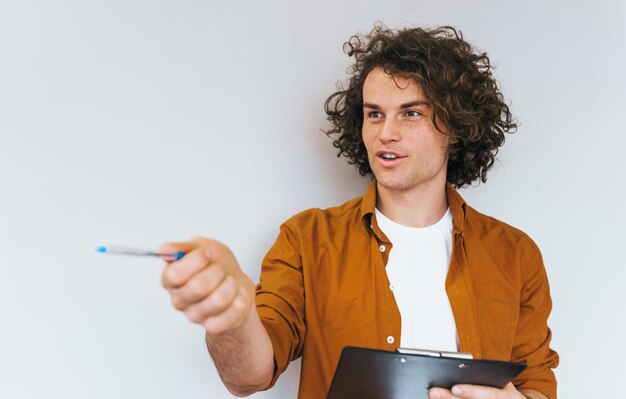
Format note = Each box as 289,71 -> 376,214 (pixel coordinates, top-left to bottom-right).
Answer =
396,347 -> 473,359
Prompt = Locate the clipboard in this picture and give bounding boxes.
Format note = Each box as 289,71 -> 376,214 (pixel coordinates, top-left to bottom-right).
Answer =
326,346 -> 526,399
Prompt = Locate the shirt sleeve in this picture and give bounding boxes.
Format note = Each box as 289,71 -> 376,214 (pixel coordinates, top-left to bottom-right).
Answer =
511,236 -> 560,398
255,219 -> 306,389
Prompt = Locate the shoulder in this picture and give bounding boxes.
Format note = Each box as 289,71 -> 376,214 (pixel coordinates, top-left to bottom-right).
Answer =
281,194 -> 365,233
465,204 -> 538,250
266,194 -> 368,260
463,204 -> 544,277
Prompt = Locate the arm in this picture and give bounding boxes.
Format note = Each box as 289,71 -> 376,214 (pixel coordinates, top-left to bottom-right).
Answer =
161,237 -> 274,396
509,236 -> 559,396
204,306 -> 274,396
253,220 -> 306,388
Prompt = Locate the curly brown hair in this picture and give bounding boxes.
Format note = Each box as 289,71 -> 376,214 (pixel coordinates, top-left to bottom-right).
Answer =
323,24 -> 517,187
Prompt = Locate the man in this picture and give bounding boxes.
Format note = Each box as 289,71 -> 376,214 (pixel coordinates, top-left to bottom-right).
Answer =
160,25 -> 559,399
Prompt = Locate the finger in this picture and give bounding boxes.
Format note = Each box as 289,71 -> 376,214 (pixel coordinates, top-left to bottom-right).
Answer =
450,384 -> 499,399
162,246 -> 213,289
502,382 -> 516,392
170,263 -> 227,307
184,275 -> 239,324
159,236 -> 210,253
159,237 -> 210,261
429,387 -> 459,399
202,286 -> 252,335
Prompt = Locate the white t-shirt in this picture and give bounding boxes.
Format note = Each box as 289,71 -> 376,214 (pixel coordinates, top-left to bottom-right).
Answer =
375,207 -> 458,351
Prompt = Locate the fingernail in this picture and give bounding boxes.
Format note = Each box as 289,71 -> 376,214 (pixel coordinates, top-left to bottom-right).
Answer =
452,386 -> 462,395
203,246 -> 212,259
430,390 -> 440,399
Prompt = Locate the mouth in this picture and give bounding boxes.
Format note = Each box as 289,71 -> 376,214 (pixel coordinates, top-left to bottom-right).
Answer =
375,150 -> 406,163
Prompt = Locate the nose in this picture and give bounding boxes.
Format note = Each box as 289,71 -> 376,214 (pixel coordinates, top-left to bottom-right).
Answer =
379,118 -> 400,143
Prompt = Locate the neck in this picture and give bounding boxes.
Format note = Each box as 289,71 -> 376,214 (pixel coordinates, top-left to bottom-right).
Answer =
376,179 -> 449,228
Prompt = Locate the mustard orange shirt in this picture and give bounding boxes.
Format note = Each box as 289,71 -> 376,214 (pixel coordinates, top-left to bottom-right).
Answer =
255,182 -> 559,398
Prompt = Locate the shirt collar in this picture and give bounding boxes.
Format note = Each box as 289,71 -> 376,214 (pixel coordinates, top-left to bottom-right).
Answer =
360,180 -> 468,236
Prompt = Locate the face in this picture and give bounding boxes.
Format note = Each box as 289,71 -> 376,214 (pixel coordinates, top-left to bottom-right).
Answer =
362,67 -> 450,194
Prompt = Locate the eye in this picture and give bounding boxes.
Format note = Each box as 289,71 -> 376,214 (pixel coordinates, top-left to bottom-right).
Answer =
405,110 -> 422,117
368,111 -> 383,119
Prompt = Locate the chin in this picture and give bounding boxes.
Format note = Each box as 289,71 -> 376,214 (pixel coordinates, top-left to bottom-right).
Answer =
375,177 -> 413,192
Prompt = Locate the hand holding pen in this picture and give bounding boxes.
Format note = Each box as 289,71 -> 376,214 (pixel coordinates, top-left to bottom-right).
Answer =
158,237 -> 258,335
96,238 -> 275,390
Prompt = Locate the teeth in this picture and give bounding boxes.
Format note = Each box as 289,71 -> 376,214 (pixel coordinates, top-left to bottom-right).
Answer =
382,153 -> 397,159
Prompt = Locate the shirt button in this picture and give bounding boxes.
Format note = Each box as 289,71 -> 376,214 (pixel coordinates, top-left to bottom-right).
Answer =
387,335 -> 395,344
379,244 -> 386,252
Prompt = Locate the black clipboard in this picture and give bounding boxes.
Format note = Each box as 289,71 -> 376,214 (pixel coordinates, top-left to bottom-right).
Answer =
326,346 -> 526,399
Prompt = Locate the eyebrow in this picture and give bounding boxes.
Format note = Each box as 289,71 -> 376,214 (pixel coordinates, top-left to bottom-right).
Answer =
363,100 -> 431,109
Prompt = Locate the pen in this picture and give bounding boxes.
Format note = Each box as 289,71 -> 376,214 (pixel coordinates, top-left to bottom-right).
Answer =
95,245 -> 185,261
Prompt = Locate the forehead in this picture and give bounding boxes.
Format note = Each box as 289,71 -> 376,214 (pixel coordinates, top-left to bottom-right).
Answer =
362,67 -> 425,103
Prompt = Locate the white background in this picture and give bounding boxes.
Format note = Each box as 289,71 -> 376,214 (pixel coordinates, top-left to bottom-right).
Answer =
1,1 -> 624,397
